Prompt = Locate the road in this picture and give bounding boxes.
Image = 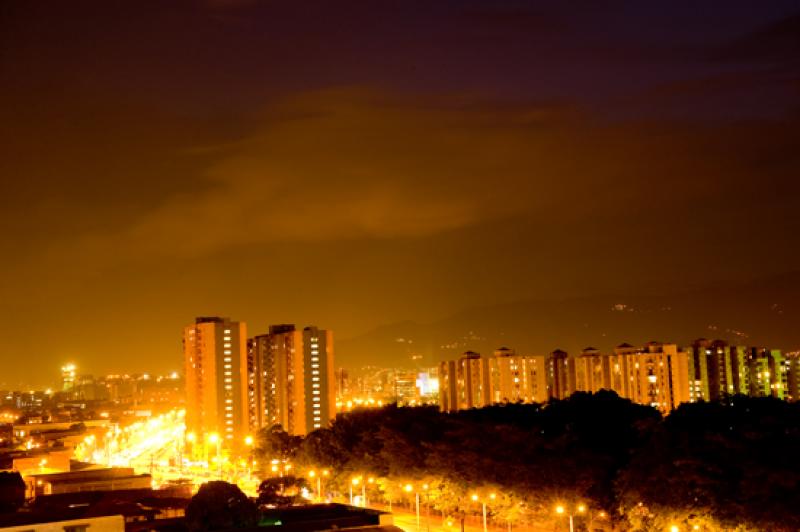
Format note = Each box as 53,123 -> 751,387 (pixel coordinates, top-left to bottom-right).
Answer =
371,504 -> 553,532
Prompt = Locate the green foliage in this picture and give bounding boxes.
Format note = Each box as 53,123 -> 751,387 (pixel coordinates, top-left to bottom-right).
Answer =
186,481 -> 259,531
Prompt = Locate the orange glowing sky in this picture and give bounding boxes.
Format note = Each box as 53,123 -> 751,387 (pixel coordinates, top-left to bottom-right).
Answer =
1,1 -> 799,386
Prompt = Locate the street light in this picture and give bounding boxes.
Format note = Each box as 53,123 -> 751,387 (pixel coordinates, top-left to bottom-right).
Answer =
351,477 -> 361,506
208,433 -> 221,478
555,504 -> 585,532
405,484 -> 420,531
309,470 -> 321,501
243,436 -> 254,478
471,493 -> 495,532
365,477 -> 375,507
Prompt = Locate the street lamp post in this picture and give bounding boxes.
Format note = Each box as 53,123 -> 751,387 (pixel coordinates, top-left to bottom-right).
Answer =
362,479 -> 367,507
471,493 -> 495,532
422,484 -> 430,532
555,504 -> 585,532
405,484 -> 420,531
244,436 -> 254,480
351,477 -> 360,506
366,477 -> 375,508
309,471 -> 321,501
208,433 -> 221,479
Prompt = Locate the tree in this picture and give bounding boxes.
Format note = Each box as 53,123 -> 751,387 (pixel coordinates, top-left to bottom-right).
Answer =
0,472 -> 25,514
257,475 -> 309,507
186,481 -> 259,531
254,425 -> 302,468
616,396 -> 800,531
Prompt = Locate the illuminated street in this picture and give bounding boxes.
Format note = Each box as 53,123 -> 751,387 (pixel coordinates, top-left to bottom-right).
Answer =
72,409 -> 261,495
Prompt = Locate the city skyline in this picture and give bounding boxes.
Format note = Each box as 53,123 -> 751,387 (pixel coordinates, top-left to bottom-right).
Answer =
2,2 -> 800,386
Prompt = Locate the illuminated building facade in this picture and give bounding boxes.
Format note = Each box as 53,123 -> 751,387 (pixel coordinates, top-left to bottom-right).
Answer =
576,347 -> 611,393
786,351 -> 800,402
61,364 -> 76,392
439,360 -> 458,413
548,349 -> 577,400
608,342 -> 690,413
183,317 -> 248,445
438,340 -> 798,414
490,347 -> 548,403
303,326 -> 336,433
457,351 -> 491,409
247,324 -> 335,436
686,340 -> 788,400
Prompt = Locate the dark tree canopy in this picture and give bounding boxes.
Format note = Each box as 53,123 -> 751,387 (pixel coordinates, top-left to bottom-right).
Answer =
291,392 -> 799,530
616,395 -> 800,532
0,472 -> 25,514
256,475 -> 309,507
186,481 -> 259,531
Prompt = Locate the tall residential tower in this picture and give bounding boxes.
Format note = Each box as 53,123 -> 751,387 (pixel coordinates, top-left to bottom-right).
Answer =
183,317 -> 249,446
247,324 -> 335,436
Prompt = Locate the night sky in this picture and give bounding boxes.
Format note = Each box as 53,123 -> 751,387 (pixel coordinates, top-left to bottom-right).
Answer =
1,1 -> 799,387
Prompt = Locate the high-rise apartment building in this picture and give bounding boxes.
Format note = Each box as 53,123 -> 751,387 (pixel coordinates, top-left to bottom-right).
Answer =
61,363 -> 76,392
437,340 -> 798,414
608,341 -> 690,413
548,349 -> 577,400
303,326 -> 336,433
490,347 -> 549,404
577,347 -> 611,393
439,360 -> 458,413
456,351 -> 491,409
183,317 -> 248,446
786,351 -> 800,402
246,325 -> 335,436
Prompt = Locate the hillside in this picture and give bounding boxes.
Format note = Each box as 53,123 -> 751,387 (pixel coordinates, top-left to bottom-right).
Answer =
337,271 -> 800,369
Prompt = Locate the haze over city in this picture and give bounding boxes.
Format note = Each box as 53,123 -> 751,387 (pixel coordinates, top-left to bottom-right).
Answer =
2,3 -> 800,532
2,2 -> 799,387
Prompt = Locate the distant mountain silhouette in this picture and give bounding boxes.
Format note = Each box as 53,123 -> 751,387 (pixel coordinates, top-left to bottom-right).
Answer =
337,271 -> 800,369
